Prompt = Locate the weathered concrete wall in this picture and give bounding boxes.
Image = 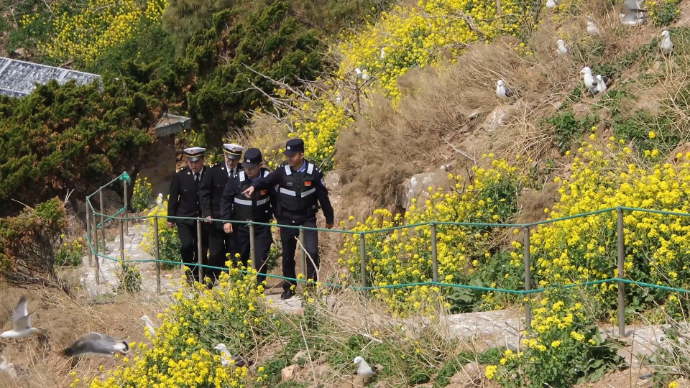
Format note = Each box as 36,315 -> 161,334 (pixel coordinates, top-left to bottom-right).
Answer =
138,134 -> 177,201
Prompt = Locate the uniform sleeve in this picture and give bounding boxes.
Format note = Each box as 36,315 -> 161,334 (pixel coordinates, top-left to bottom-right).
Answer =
167,173 -> 180,223
199,169 -> 213,218
220,177 -> 238,221
251,169 -> 281,191
315,169 -> 334,224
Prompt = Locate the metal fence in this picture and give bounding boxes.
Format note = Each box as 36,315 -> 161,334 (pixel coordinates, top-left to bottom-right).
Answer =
83,172 -> 690,338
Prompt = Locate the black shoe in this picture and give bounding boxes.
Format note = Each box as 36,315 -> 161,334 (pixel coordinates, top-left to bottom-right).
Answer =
280,290 -> 295,300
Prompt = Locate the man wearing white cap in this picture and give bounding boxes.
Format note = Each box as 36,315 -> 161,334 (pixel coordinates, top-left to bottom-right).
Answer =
200,143 -> 244,283
168,147 -> 210,284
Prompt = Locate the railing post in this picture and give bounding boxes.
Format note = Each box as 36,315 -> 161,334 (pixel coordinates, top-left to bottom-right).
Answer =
93,212 -> 100,285
86,198 -> 93,267
360,233 -> 367,289
154,215 -> 161,295
197,219 -> 204,283
617,208 -> 626,337
249,222 -> 257,272
123,178 -> 129,237
523,226 -> 532,329
99,190 -> 106,253
299,228 -> 307,281
120,216 -> 125,263
431,223 -> 439,282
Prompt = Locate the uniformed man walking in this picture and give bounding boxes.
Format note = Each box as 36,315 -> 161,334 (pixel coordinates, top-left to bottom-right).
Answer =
167,147 -> 209,284
200,143 -> 244,283
220,148 -> 274,285
241,138 -> 334,299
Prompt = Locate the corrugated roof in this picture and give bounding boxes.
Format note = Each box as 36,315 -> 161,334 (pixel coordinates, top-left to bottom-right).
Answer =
0,57 -> 101,97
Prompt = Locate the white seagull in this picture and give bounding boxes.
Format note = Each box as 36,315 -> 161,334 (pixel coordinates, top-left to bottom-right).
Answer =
141,315 -> 157,338
556,39 -> 568,55
586,16 -> 600,35
361,70 -> 370,80
156,193 -> 163,207
496,80 -> 514,100
546,0 -> 557,9
380,47 -> 386,59
214,343 -> 252,367
581,67 -> 597,89
354,356 -> 378,380
61,332 -> 129,358
660,30 -> 674,55
1,296 -> 41,339
355,68 -> 362,77
595,75 -> 608,94
620,12 -> 644,25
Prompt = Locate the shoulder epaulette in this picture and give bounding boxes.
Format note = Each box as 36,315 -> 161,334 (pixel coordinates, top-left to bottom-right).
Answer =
212,161 -> 222,167
176,166 -> 185,173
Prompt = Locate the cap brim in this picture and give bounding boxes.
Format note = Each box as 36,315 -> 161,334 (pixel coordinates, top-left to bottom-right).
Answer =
243,163 -> 260,169
225,154 -> 242,160
187,156 -> 201,162
283,150 -> 298,156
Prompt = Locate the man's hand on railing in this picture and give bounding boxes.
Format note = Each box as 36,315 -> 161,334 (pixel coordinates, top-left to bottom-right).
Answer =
223,223 -> 233,234
242,187 -> 254,198
326,223 -> 334,229
276,227 -> 280,237
205,216 -> 213,224
168,222 -> 174,228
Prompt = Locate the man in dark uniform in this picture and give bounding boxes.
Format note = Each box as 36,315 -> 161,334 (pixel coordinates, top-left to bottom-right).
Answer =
220,148 -> 275,285
167,147 -> 209,284
200,143 -> 245,283
241,138 -> 334,299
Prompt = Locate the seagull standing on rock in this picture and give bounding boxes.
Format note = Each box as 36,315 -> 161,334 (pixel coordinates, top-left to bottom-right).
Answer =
660,30 -> 674,55
496,80 -> 514,100
557,39 -> 568,55
354,356 -> 378,381
1,296 -> 42,339
546,0 -> 557,9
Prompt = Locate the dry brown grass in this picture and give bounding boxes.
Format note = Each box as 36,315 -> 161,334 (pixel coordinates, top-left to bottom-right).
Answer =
0,284 -> 166,388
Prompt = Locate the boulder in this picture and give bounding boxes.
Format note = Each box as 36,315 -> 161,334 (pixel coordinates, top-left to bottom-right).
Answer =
481,106 -> 515,132
667,142 -> 690,164
281,364 -> 300,382
400,171 -> 450,210
447,361 -> 483,387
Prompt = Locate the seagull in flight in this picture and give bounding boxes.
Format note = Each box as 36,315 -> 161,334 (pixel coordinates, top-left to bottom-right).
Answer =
61,332 -> 129,358
1,296 -> 42,339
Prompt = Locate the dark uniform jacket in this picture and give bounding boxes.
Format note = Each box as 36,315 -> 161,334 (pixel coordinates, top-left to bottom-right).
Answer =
200,162 -> 243,224
251,160 -> 334,225
221,168 -> 274,223
168,166 -> 208,226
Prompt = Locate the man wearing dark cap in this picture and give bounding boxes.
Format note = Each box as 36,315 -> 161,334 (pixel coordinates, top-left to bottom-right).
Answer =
241,138 -> 334,300
220,148 -> 275,285
168,147 -> 210,284
200,143 -> 245,284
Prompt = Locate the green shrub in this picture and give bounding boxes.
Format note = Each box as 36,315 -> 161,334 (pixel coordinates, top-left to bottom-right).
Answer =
131,177 -> 153,213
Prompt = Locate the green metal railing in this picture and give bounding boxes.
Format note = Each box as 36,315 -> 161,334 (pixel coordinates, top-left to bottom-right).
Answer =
84,172 -> 690,338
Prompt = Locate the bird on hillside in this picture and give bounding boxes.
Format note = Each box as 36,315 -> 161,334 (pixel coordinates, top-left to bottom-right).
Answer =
380,47 -> 386,59
660,30 -> 674,55
595,75 -> 608,94
556,39 -> 568,55
546,0 -> 557,8
156,193 -> 163,208
354,356 -> 378,381
496,80 -> 514,100
141,315 -> 158,338
214,344 -> 253,367
587,74 -> 613,96
620,12 -> 644,25
580,67 -> 597,89
1,296 -> 42,339
586,16 -> 600,35
61,332 -> 129,358
624,0 -> 647,15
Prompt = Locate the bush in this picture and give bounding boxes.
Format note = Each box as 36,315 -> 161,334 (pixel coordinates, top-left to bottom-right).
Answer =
0,74 -> 166,211
55,237 -> 85,267
131,177 -> 153,213
141,196 -> 182,270
0,198 -> 68,287
338,156 -> 523,315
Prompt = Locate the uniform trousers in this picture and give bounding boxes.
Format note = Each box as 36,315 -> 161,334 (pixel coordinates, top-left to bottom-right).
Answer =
206,221 -> 235,281
177,222 -> 209,282
280,218 -> 319,292
233,223 -> 273,285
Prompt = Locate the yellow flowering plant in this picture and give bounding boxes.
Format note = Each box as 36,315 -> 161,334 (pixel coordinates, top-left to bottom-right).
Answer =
487,293 -> 622,387
131,177 -> 153,213
141,197 -> 182,269
85,264 -> 270,388
339,156 -> 523,316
